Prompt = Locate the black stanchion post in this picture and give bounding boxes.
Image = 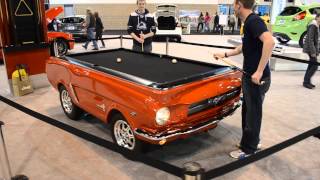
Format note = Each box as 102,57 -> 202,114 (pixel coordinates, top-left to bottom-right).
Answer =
120,35 -> 123,49
0,121 -> 29,180
166,36 -> 169,56
183,162 -> 205,180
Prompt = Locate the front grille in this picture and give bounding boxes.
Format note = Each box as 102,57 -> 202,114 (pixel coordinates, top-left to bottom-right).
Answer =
188,88 -> 241,116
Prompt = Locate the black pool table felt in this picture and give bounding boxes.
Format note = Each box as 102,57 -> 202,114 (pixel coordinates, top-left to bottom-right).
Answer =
70,50 -> 226,83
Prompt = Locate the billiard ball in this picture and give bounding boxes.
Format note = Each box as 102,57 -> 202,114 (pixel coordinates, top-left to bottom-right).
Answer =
116,58 -> 122,63
172,59 -> 177,63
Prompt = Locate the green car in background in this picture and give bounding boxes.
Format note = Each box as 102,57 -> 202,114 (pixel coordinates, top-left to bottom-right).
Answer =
273,3 -> 320,48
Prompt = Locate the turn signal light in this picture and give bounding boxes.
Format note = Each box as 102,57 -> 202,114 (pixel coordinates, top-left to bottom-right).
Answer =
159,139 -> 167,145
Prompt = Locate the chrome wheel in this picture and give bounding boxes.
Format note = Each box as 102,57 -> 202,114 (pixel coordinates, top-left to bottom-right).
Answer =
57,40 -> 68,56
113,120 -> 135,150
61,89 -> 73,114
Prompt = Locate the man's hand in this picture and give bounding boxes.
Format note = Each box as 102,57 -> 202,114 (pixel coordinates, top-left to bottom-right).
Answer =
136,38 -> 144,44
251,71 -> 263,85
213,52 -> 225,60
140,33 -> 146,40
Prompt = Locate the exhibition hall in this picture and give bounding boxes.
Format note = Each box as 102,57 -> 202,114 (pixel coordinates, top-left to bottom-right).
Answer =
0,0 -> 319,179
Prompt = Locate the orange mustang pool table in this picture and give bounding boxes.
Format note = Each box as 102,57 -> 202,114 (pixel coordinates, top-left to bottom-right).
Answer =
46,48 -> 242,152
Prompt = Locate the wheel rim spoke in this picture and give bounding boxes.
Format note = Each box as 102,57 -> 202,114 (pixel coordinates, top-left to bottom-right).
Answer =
61,90 -> 72,113
114,120 -> 135,150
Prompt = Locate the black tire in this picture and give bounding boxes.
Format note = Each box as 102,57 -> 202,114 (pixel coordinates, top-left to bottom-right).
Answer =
56,39 -> 68,56
177,36 -> 181,42
299,32 -> 307,48
276,37 -> 290,44
110,113 -> 145,153
59,86 -> 83,120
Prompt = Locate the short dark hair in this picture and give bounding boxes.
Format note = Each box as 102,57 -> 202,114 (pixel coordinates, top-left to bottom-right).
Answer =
236,0 -> 256,9
137,0 -> 146,5
316,13 -> 320,18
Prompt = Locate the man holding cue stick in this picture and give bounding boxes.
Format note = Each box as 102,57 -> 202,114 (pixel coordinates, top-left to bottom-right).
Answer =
212,0 -> 275,159
127,0 -> 156,53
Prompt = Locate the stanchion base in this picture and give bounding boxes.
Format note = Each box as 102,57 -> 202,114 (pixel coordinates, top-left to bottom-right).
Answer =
11,175 -> 29,180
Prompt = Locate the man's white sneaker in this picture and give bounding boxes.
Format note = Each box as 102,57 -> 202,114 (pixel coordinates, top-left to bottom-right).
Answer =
229,149 -> 250,159
236,143 -> 262,150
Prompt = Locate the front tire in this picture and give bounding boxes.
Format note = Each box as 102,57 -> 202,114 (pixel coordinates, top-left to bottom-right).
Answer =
276,37 -> 290,44
299,32 -> 307,48
56,39 -> 68,56
59,86 -> 83,120
110,114 -> 145,152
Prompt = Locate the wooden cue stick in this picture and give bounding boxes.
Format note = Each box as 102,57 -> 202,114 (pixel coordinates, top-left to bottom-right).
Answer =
209,51 -> 265,85
141,31 -> 144,52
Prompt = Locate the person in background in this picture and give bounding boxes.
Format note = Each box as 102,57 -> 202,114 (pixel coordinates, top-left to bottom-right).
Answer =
94,12 -> 105,48
82,9 -> 98,50
127,0 -> 156,53
302,13 -> 320,89
213,12 -> 220,33
229,14 -> 236,34
237,16 -> 241,29
48,18 -> 58,31
204,12 -> 211,32
197,12 -> 205,33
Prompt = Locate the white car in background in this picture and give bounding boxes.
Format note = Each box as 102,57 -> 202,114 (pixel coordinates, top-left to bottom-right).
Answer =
154,4 -> 182,42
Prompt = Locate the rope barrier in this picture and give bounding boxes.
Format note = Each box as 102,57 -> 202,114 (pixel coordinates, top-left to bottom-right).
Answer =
0,96 -> 184,178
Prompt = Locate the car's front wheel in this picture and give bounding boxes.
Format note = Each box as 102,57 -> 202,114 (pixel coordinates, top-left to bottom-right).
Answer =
56,39 -> 68,56
276,37 -> 290,44
111,114 -> 145,152
299,32 -> 307,48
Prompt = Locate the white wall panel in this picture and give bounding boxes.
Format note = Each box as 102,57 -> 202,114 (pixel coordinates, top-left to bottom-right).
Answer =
51,0 -> 218,4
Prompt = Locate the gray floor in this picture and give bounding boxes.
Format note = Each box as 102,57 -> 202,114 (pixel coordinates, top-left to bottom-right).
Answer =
0,35 -> 319,180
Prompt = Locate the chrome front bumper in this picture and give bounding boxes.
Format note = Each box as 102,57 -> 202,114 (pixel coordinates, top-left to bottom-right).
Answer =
134,101 -> 241,142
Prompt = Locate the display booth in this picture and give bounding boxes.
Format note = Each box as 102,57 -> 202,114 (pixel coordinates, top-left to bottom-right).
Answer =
0,0 -> 50,95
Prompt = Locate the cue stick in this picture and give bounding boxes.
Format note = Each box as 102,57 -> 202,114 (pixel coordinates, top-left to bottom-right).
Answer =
209,51 -> 265,85
141,31 -> 144,52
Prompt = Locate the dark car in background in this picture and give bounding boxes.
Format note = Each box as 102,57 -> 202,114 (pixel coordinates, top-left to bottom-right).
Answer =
59,15 -> 87,39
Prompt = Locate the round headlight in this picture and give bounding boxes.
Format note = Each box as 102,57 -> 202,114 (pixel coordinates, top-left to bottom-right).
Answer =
155,107 -> 170,126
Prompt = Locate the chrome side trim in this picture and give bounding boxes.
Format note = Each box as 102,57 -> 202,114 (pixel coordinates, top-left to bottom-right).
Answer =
135,120 -> 220,141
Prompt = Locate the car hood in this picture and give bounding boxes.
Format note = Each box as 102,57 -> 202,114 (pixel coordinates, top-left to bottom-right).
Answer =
45,6 -> 63,25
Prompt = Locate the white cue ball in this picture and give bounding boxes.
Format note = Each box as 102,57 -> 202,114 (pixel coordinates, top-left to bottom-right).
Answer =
116,58 -> 122,63
172,59 -> 177,64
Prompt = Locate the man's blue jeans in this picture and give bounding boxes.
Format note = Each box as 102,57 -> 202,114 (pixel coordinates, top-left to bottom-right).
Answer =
240,76 -> 271,154
83,28 -> 98,49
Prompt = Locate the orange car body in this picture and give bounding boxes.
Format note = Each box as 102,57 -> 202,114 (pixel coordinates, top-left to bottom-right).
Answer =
47,31 -> 74,49
46,7 -> 74,52
46,49 -> 242,145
